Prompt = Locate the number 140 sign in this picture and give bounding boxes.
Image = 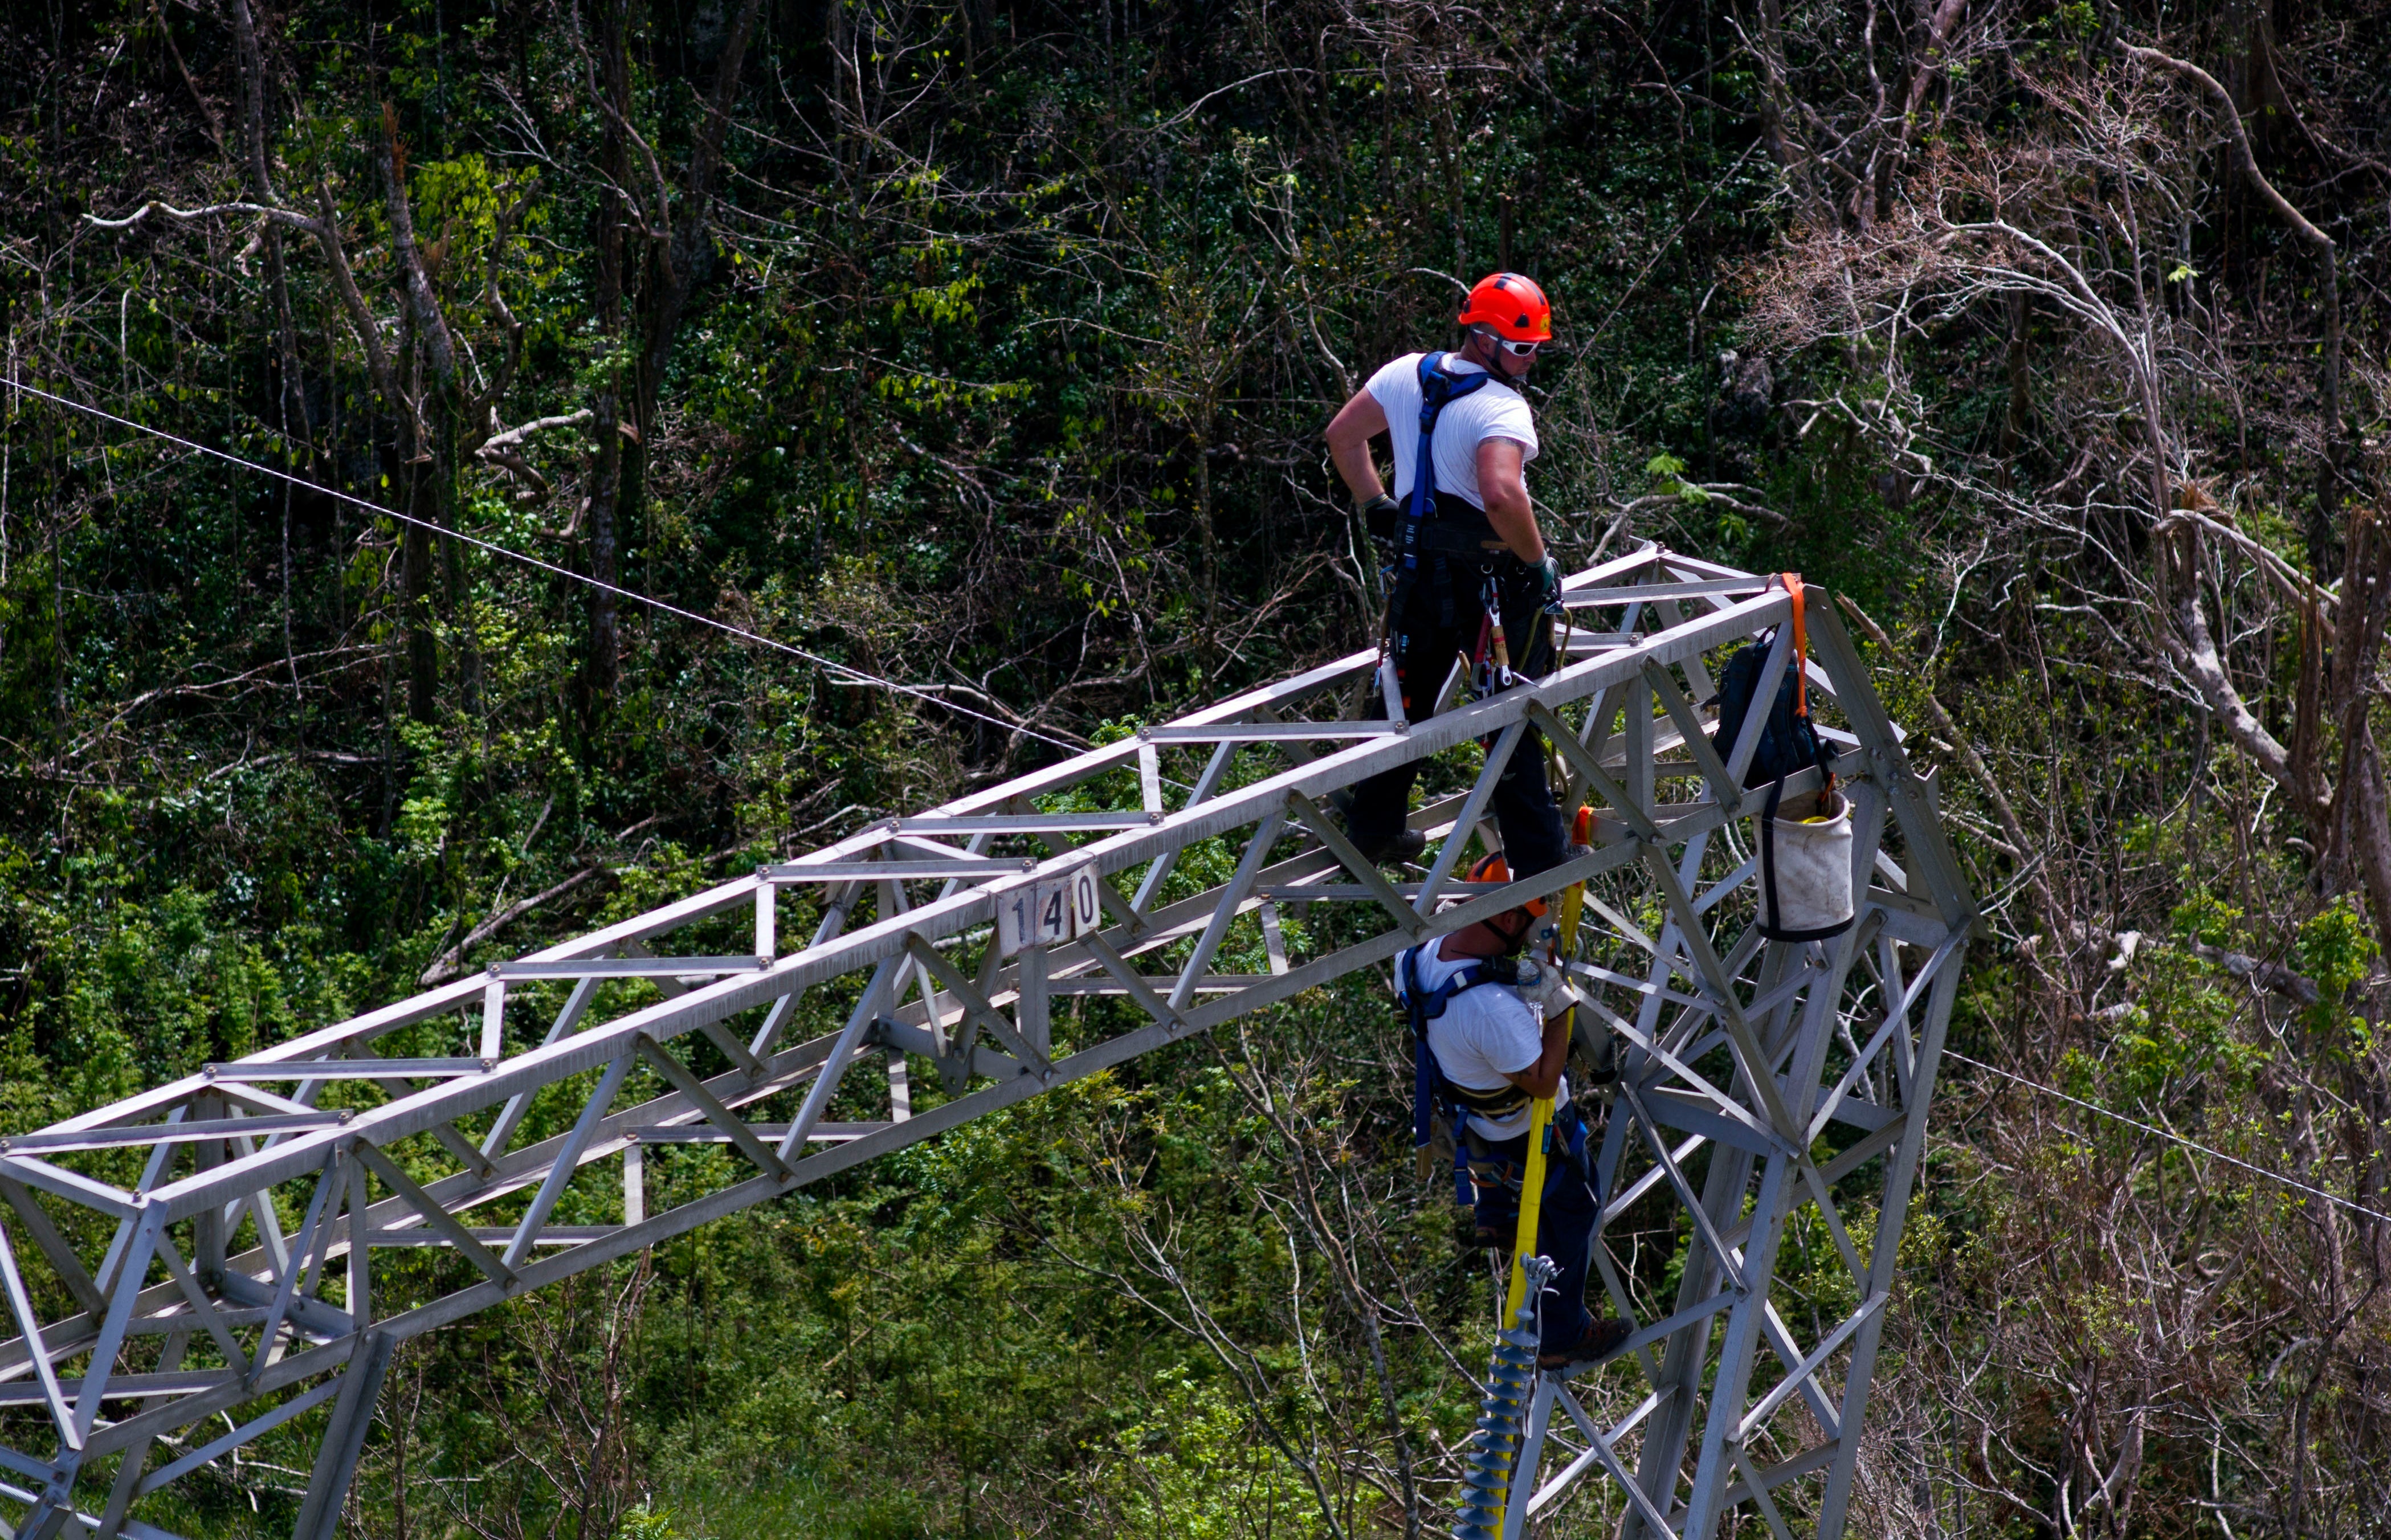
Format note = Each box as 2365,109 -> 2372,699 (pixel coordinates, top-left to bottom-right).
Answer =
997,860 -> 1102,955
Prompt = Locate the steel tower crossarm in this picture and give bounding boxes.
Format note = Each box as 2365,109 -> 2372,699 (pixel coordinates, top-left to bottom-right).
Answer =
0,548 -> 1972,1540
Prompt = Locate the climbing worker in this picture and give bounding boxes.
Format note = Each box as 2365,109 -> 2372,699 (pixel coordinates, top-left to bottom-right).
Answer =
1325,271 -> 1569,872
1397,872 -> 1632,1370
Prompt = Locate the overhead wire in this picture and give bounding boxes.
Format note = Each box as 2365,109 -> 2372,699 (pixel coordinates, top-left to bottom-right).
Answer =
9,378 -> 1099,759
1942,1048 -> 2391,1227
40,373 -> 2389,1243
1569,138 -> 1763,357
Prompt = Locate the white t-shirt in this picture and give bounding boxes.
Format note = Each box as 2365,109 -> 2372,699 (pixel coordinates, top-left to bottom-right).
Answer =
1365,352 -> 1539,513
1403,943 -> 1564,1141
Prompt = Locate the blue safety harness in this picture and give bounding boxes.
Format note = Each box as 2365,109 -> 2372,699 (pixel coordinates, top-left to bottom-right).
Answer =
1390,352 -> 1494,629
1400,944 -> 1591,1204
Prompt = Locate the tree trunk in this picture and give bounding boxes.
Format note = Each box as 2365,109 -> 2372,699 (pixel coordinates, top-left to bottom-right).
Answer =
46,406 -> 64,728
403,449 -> 440,723
615,0 -> 768,607
567,0 -> 768,718
229,0 -> 309,734
587,402 -> 622,709
2001,292 -> 2030,472
585,0 -> 634,712
1192,411 -> 1219,651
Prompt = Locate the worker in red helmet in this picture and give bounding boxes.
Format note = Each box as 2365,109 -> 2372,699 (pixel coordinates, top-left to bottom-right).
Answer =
1324,272 -> 1569,873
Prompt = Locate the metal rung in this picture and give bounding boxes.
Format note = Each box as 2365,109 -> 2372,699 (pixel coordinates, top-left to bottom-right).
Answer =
1046,975 -> 1266,994
204,1058 -> 491,1081
1142,722 -> 1402,741
1260,880 -> 1511,902
622,1122 -> 889,1144
494,957 -> 768,980
1560,577 -> 1772,605
890,813 -> 1154,833
0,1371 -> 231,1407
369,1226 -> 623,1248
765,859 -> 1034,881
0,1112 -> 353,1153
1597,758 -> 1709,779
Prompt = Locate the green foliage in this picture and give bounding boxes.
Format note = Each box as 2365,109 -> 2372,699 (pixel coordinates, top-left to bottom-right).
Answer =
2296,899 -> 2378,1047
5,0 -> 2388,1533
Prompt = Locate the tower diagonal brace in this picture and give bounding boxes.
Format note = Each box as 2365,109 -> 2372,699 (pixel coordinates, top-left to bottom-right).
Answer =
0,551 -> 1969,1540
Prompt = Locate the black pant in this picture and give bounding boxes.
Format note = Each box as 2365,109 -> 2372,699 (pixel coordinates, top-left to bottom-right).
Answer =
1466,1111 -> 1601,1349
1349,553 -> 1567,877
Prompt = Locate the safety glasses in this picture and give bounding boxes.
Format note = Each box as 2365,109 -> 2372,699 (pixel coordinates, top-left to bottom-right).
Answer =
1492,336 -> 1543,357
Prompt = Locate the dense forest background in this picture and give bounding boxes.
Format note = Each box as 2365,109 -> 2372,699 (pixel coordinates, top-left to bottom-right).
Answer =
1,0 -> 2387,1534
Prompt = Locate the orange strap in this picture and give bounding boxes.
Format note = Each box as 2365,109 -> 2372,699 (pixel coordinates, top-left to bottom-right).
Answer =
1782,572 -> 1807,716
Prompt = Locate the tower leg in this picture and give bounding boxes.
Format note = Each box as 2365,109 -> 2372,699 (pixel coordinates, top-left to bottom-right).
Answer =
1815,956 -> 1965,1536
14,1476 -> 81,1540
1501,1378 -> 1557,1540
291,1331 -> 393,1540
1626,1140 -> 1753,1538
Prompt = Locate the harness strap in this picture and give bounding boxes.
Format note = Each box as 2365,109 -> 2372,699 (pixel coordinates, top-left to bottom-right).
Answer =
1774,571 -> 1838,793
1401,946 -> 1533,1151
1407,353 -> 1491,524
1762,775 -> 1785,937
1389,354 -> 1494,637
1449,1080 -> 1532,1117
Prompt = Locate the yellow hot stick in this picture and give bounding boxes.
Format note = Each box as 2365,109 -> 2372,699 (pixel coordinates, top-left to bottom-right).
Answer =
1503,823 -> 1591,1325
1501,1098 -> 1554,1326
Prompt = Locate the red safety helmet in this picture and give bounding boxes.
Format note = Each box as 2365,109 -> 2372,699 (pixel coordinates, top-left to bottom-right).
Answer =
1458,272 -> 1553,342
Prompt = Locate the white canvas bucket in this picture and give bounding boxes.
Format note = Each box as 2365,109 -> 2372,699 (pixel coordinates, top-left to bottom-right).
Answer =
1757,782 -> 1854,941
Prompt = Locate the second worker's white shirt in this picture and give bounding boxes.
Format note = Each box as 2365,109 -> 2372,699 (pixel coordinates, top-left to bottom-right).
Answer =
1365,352 -> 1540,514
1404,944 -> 1565,1142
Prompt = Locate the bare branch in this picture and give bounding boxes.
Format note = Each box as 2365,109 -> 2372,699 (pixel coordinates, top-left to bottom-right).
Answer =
379,103 -> 463,397
419,867 -> 615,986
84,200 -> 317,234
478,411 -> 593,456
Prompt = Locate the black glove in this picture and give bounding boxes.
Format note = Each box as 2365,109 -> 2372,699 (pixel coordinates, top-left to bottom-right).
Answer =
1528,553 -> 1564,610
1361,493 -> 1399,544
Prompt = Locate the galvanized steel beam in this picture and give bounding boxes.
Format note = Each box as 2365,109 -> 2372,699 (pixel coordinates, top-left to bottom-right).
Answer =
0,548 -> 1969,1538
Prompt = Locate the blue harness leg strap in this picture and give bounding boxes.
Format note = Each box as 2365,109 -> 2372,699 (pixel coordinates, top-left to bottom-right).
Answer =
1390,352 -> 1493,631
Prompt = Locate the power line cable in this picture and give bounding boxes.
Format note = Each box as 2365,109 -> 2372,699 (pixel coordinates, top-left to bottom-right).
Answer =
47,377 -> 2389,1228
1942,1048 -> 2391,1227
1570,140 -> 1763,357
9,378 -> 1095,758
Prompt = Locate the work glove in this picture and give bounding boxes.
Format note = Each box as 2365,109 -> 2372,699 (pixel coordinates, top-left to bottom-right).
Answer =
1361,493 -> 1400,545
1528,553 -> 1565,612
1508,957 -> 1573,1021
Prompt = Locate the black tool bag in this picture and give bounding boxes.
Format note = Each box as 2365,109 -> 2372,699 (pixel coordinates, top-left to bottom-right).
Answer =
1712,630 -> 1835,789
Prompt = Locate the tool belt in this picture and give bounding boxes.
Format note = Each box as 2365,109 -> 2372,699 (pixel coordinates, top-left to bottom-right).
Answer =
1395,493 -> 1522,628
1446,1076 -> 1531,1125
1413,492 -> 1508,555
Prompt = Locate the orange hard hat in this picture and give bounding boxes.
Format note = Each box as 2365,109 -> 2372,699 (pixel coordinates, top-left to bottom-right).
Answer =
1458,272 -> 1552,342
1467,853 -> 1548,934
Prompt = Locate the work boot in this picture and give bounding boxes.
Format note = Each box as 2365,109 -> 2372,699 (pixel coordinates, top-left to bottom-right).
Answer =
1537,1317 -> 1634,1371
1456,1208 -> 1515,1252
1352,827 -> 1427,867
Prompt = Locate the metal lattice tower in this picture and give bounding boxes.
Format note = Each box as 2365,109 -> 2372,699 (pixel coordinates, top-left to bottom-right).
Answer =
0,546 -> 1971,1538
